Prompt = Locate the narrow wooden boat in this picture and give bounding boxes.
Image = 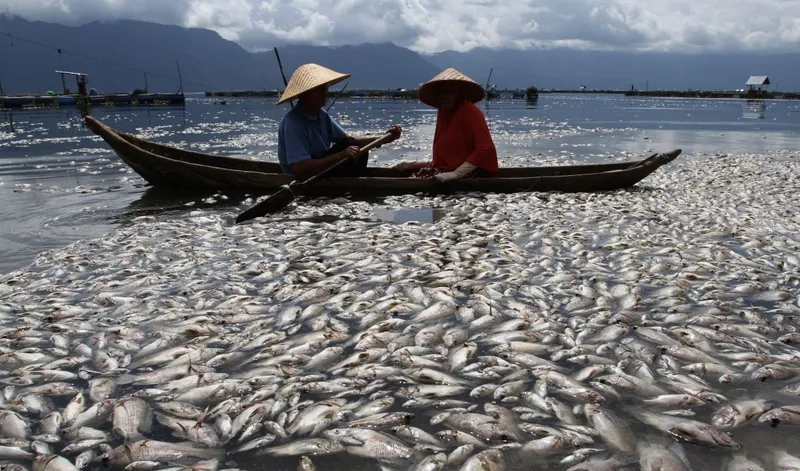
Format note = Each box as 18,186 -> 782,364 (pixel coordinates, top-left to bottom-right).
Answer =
84,116 -> 681,196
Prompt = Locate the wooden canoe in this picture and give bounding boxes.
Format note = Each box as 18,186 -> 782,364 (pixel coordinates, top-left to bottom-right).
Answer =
84,116 -> 681,196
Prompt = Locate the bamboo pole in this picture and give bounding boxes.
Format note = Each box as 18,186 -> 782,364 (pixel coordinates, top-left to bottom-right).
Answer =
274,47 -> 293,109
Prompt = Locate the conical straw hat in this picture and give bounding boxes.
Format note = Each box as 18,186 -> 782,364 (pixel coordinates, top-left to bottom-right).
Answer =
418,67 -> 485,108
275,63 -> 350,105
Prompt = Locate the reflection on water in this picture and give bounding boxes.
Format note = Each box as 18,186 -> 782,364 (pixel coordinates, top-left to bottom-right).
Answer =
373,207 -> 446,224
743,100 -> 766,119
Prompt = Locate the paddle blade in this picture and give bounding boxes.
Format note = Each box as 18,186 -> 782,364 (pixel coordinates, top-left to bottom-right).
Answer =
235,186 -> 296,223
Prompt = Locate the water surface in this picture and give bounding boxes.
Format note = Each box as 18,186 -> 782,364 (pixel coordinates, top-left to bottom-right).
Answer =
1,94 -> 799,273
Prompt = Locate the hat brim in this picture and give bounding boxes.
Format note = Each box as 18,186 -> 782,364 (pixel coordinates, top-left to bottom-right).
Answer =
418,80 -> 485,108
275,73 -> 350,105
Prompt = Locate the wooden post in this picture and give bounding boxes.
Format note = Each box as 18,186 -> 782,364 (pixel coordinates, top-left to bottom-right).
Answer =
176,61 -> 184,94
8,109 -> 13,132
60,72 -> 68,95
0,76 -> 5,96
144,73 -> 149,93
274,47 -> 293,109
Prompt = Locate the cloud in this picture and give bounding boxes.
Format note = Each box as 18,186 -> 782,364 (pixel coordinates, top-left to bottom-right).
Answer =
2,0 -> 799,54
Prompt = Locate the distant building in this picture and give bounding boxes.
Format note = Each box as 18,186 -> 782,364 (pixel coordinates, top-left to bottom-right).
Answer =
746,76 -> 770,92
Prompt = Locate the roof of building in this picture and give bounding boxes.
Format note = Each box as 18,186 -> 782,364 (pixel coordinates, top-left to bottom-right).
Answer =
746,76 -> 770,85
55,70 -> 89,76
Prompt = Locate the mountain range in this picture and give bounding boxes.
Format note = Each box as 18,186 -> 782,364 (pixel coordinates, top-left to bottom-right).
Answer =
1,14 -> 799,94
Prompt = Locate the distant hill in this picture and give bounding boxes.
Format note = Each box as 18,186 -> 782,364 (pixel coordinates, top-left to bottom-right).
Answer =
427,47 -> 800,91
0,15 -> 268,94
0,16 -> 439,94
253,43 -> 440,90
1,15 -> 799,94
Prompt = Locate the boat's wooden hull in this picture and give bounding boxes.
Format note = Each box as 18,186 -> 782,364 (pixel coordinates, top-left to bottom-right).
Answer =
84,116 -> 681,196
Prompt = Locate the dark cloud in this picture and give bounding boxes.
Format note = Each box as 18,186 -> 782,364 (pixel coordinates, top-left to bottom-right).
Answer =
2,0 -> 798,53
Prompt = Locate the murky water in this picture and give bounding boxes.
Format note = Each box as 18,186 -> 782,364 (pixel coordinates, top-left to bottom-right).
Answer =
0,95 -> 799,471
2,95 -> 799,273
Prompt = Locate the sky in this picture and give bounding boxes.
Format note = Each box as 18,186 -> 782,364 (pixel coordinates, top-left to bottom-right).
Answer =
2,0 -> 800,54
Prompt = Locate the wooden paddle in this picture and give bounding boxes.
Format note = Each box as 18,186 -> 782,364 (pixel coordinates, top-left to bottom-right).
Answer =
235,132 -> 395,223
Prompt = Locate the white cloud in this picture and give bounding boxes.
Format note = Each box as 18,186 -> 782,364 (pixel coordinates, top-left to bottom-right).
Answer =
2,0 -> 800,54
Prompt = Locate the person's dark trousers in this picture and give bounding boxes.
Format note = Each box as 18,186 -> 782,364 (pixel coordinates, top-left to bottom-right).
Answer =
317,137 -> 369,177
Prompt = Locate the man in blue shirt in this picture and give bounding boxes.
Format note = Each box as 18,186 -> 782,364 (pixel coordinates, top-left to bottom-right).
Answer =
276,63 -> 402,180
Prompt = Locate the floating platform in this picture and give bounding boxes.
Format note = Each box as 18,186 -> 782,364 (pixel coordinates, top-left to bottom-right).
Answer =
205,90 -> 279,97
1,93 -> 186,109
202,88 -> 633,100
624,90 -> 800,100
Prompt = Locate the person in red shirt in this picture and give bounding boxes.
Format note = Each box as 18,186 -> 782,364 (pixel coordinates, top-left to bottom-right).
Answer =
393,68 -> 498,181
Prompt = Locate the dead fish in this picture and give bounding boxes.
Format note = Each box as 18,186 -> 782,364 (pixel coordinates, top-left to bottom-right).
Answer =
257,438 -> 345,457
758,405 -> 800,428
411,452 -> 448,471
631,410 -> 740,448
298,456 -> 317,471
0,410 -> 29,439
34,454 -> 79,471
458,449 -> 505,471
726,453 -> 766,471
583,405 -> 635,453
638,441 -> 691,471
323,428 -> 414,461
711,399 -> 774,429
100,439 -> 225,466
112,397 -> 153,441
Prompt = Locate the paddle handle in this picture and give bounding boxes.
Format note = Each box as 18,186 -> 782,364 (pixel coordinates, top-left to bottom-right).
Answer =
235,132 -> 396,223
302,132 -> 394,185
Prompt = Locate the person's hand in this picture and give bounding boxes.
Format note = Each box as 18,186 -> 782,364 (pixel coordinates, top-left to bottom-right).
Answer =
339,146 -> 360,160
435,171 -> 459,183
387,125 -> 402,142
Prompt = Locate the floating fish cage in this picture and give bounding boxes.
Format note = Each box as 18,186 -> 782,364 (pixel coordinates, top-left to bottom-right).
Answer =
1,93 -> 186,109
204,90 -> 280,97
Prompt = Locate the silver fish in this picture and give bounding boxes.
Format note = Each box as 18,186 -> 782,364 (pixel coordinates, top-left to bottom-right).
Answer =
323,428 -> 414,461
638,441 -> 690,471
758,405 -> 800,427
631,410 -> 740,448
113,397 -> 153,441
298,456 -> 317,471
773,450 -> 800,470
411,452 -> 448,471
583,405 -> 635,453
34,454 -> 78,471
458,449 -> 505,471
711,399 -> 774,429
285,399 -> 346,437
100,439 -> 225,466
0,410 -> 29,439
258,438 -> 345,457
0,445 -> 34,460
726,454 -> 766,471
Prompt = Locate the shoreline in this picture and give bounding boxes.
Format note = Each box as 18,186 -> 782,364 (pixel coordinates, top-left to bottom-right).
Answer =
203,89 -> 800,100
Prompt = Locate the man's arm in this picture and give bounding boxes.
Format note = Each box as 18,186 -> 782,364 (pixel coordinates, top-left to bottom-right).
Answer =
345,125 -> 402,148
291,149 -> 355,181
284,118 -> 356,181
